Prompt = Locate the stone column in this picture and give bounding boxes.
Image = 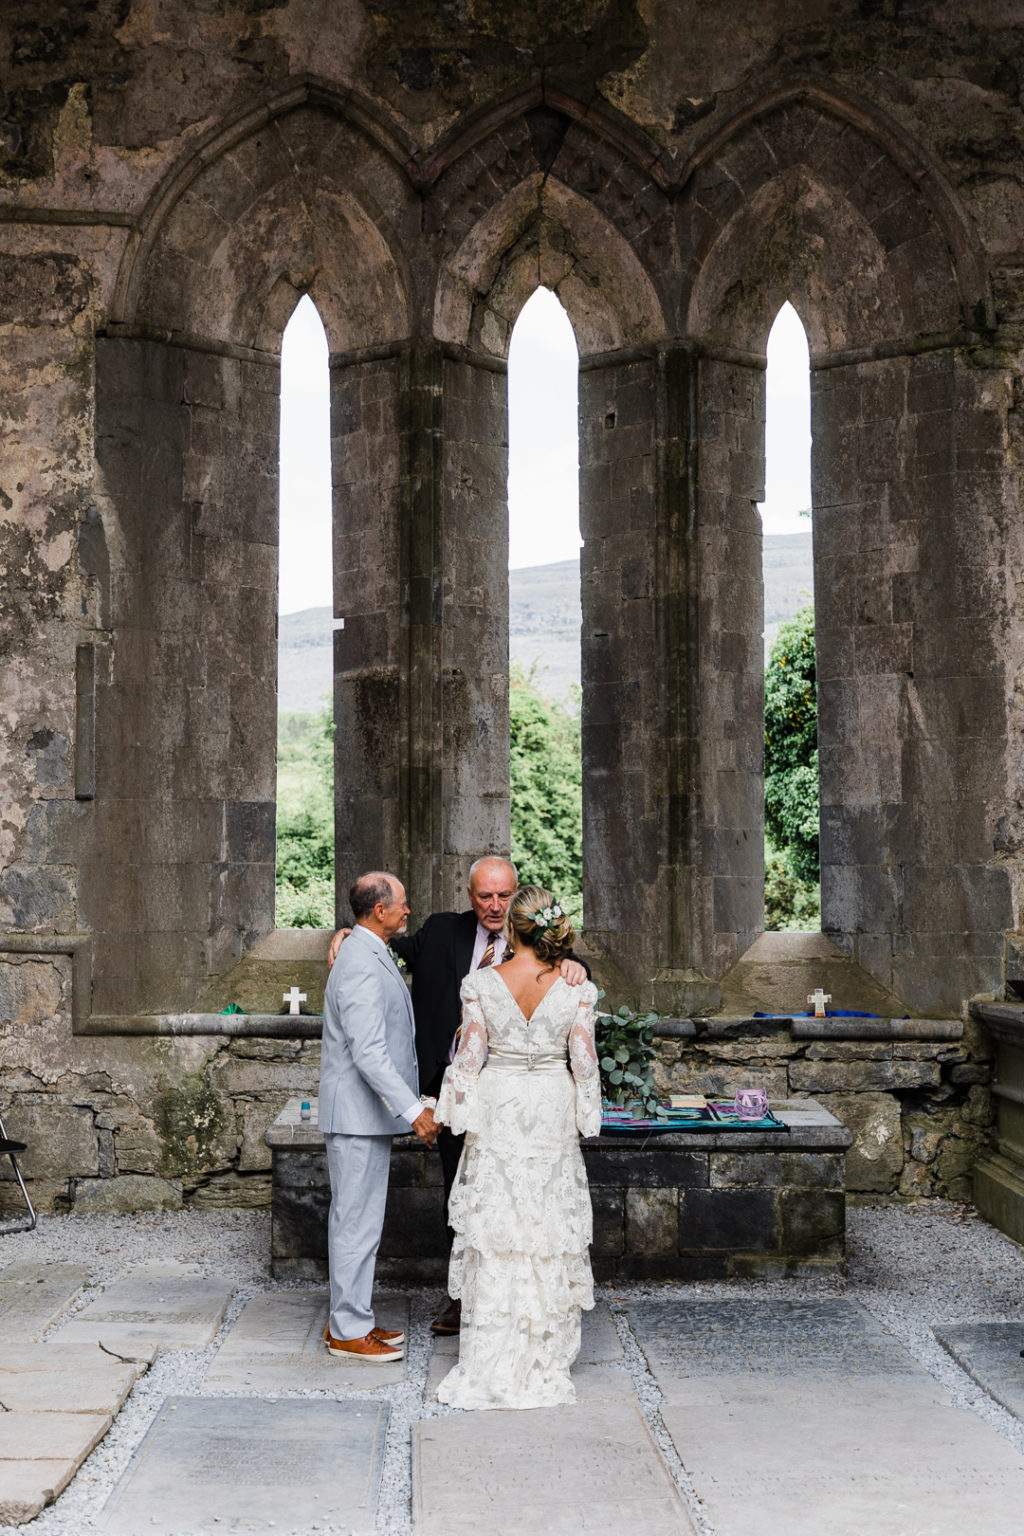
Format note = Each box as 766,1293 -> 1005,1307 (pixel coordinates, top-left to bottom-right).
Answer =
813,348 -> 1018,1011
89,336 -> 279,1012
579,346 -> 764,1011
332,344 -> 509,923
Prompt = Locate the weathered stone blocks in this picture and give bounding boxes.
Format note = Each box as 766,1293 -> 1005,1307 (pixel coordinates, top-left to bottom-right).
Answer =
267,1098 -> 850,1281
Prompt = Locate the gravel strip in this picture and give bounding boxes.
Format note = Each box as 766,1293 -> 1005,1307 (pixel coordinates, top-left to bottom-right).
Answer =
1,1199 -> 1022,1535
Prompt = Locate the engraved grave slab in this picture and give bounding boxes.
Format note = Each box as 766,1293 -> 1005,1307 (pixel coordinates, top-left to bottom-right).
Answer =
100,1397 -> 389,1535
204,1291 -> 408,1391
936,1322 -> 1024,1421
414,1402 -> 696,1534
632,1301 -> 1024,1535
630,1297 -> 922,1405
0,1261 -> 90,1341
57,1263 -> 233,1353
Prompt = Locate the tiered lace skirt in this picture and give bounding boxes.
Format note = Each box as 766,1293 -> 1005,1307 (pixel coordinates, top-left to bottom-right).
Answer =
435,1060 -> 594,1410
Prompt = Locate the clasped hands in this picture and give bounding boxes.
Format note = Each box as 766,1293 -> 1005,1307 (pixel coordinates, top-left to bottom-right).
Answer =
412,1104 -> 439,1147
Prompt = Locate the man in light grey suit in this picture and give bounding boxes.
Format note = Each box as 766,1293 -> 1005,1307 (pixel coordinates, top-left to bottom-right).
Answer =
320,871 -> 437,1362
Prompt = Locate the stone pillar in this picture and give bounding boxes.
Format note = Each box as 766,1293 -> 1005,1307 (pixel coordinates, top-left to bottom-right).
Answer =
813,348 -> 1018,1011
332,344 -> 509,924
89,336 -> 279,1012
693,353 -> 766,984
579,346 -> 764,1011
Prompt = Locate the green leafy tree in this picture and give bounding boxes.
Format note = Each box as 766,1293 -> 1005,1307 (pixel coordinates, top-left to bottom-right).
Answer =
764,604 -> 820,927
276,704 -> 335,928
509,662 -> 583,922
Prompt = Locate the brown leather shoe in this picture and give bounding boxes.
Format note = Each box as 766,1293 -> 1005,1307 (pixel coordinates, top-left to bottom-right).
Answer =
430,1299 -> 461,1335
324,1323 -> 405,1346
326,1330 -> 403,1362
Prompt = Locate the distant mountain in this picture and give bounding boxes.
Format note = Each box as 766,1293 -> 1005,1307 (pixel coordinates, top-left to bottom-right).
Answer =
276,534 -> 814,715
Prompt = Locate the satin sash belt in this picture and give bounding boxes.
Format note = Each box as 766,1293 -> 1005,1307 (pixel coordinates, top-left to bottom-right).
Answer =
485,1048 -> 569,1074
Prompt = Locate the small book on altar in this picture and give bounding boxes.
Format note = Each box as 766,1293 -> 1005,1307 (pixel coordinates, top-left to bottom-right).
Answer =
669,1094 -> 707,1109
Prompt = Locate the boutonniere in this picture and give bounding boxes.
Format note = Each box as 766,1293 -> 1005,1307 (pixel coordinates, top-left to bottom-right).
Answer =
388,947 -> 407,971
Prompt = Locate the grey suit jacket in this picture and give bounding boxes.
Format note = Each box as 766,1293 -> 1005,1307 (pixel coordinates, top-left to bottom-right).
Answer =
318,923 -> 419,1136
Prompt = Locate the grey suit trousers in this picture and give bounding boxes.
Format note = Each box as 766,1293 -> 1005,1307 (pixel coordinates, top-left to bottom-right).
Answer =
325,1131 -> 393,1341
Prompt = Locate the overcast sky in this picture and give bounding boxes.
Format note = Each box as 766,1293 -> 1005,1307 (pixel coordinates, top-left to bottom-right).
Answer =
277,292 -> 811,615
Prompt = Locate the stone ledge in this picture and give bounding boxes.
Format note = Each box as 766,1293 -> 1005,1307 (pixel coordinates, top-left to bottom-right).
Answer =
265,1097 -> 853,1152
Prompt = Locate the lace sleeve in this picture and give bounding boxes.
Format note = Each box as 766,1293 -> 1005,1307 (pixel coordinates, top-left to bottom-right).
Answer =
569,981 -> 602,1138
434,981 -> 488,1136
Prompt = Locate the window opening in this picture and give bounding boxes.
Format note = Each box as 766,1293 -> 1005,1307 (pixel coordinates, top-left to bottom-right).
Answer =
507,287 -> 584,923
759,302 -> 819,931
275,294 -> 335,928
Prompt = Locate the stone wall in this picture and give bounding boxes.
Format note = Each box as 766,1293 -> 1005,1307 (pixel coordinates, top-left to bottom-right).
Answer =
655,1018 -> 994,1202
1,2 -> 1023,1205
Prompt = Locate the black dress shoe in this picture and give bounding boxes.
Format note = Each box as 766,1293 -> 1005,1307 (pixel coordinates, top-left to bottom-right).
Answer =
430,1299 -> 461,1335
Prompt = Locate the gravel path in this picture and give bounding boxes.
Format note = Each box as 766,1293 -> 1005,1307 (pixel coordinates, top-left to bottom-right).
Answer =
2,1199 -> 1022,1535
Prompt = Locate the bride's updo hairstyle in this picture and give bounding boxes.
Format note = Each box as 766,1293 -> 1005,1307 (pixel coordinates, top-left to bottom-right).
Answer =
507,884 -> 575,970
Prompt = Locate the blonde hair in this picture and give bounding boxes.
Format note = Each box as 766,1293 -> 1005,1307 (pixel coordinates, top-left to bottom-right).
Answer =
506,884 -> 575,971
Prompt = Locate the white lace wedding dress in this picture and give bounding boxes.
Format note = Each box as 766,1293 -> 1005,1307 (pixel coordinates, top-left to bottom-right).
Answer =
433,967 -> 602,1410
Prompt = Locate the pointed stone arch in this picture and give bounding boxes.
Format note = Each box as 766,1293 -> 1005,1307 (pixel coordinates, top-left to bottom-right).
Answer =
111,92 -> 416,351
674,86 -> 1011,1011
434,172 -> 666,357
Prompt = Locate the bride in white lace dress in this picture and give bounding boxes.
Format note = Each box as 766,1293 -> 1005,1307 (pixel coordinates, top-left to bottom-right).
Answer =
433,885 -> 601,1410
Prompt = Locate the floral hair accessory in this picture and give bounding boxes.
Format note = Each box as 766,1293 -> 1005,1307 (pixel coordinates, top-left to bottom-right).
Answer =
531,904 -> 563,929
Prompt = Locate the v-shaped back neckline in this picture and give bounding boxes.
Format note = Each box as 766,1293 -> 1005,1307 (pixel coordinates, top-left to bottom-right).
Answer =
488,968 -> 563,1025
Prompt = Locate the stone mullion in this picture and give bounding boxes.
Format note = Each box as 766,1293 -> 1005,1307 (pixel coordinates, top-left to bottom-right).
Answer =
654,344 -> 708,1006
398,344 -> 446,920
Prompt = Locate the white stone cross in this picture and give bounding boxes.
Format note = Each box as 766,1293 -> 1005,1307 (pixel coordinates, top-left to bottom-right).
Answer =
808,988 -> 831,1018
283,986 -> 307,1015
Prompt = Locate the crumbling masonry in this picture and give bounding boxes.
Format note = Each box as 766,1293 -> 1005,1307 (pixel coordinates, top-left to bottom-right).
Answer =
1,2 -> 1023,1213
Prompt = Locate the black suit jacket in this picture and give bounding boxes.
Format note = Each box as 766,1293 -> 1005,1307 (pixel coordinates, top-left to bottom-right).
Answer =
391,911 -> 479,1095
391,910 -> 590,1095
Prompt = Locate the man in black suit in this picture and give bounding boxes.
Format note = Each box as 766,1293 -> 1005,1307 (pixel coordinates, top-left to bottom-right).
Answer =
328,855 -> 588,1334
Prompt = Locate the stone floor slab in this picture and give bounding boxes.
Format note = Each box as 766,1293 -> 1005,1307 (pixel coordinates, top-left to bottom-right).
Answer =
0,1460 -> 78,1526
632,1301 -> 1024,1536
578,1303 -> 624,1364
413,1402 -> 696,1535
56,1262 -> 233,1354
0,1261 -> 90,1341
630,1297 -> 920,1404
0,1356 -> 138,1413
936,1322 -> 1024,1420
204,1291 -> 408,1391
424,1329 -> 630,1405
99,1395 -> 389,1535
0,1410 -> 111,1462
662,1397 -> 1024,1535
0,1341 -> 153,1372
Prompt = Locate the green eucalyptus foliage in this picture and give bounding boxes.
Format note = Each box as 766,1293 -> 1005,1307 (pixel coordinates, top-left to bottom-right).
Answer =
764,605 -> 820,887
594,1001 -> 666,1119
509,662 -> 583,922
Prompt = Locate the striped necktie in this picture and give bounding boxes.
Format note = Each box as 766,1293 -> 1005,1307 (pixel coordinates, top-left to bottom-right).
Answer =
452,934 -> 498,1059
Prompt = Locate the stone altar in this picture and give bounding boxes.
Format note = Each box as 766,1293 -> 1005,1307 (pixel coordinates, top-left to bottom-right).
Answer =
970,1000 -> 1024,1246
266,1096 -> 852,1281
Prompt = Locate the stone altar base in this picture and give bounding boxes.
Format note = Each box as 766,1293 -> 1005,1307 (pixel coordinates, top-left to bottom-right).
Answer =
266,1097 -> 852,1281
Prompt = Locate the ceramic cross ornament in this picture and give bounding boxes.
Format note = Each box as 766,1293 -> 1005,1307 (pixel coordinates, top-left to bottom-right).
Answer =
283,986 -> 307,1015
808,987 -> 831,1017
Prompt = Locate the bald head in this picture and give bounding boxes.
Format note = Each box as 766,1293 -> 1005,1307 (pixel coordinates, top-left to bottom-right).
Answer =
467,857 -> 518,933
